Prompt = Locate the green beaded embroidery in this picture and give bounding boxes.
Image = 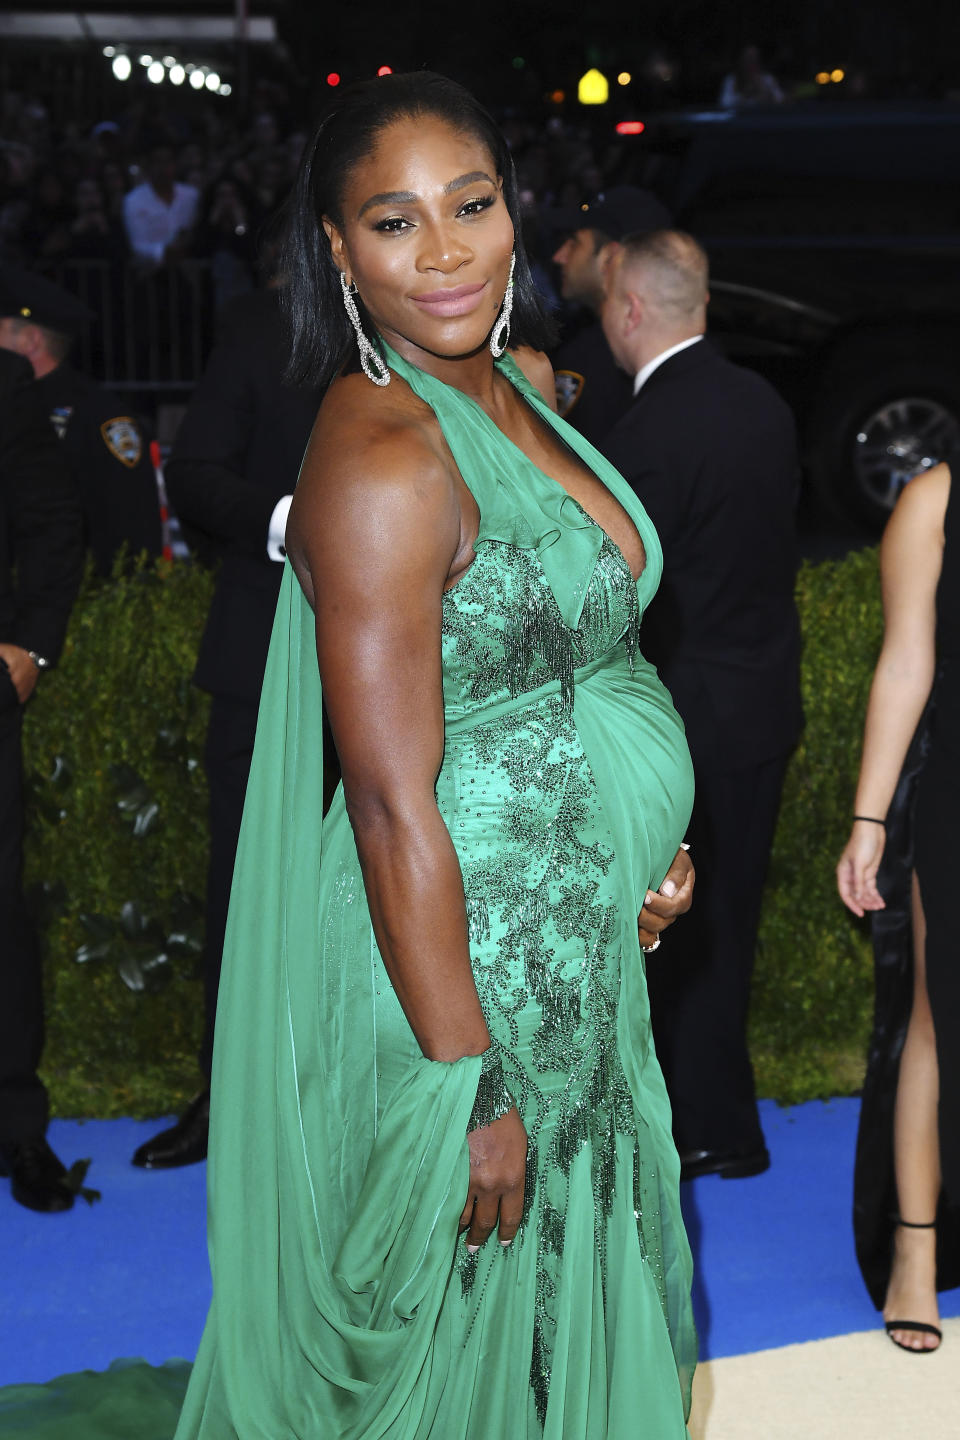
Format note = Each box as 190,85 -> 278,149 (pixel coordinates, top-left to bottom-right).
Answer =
440,531 -> 650,1427
467,1045 -> 515,1132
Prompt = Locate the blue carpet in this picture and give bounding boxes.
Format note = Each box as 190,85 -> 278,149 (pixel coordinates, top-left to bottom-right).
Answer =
2,1100 -> 959,1387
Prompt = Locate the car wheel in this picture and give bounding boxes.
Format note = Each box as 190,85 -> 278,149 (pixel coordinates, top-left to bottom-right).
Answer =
806,350 -> 960,530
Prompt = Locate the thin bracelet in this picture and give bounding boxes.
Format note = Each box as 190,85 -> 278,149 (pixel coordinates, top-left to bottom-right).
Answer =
853,815 -> 886,828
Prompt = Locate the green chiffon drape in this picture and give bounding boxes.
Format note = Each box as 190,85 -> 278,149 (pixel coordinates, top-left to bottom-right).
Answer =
0,344 -> 696,1439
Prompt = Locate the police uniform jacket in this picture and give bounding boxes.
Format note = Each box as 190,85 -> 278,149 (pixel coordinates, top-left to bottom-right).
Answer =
37,363 -> 162,577
165,289 -> 322,703
0,350 -> 83,706
553,318 -> 633,447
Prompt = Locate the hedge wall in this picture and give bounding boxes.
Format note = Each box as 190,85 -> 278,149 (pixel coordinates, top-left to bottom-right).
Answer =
24,559 -> 213,1118
25,548 -> 882,1118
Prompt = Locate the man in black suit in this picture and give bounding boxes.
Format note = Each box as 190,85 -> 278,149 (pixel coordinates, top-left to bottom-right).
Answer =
133,287 -> 322,1168
0,349 -> 84,1210
599,231 -> 802,1179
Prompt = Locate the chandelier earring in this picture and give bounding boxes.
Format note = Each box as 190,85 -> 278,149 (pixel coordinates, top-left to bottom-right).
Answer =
489,250 -> 516,359
340,271 -> 390,387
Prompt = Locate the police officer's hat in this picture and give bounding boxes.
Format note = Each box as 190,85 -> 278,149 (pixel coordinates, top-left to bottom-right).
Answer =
0,265 -> 94,338
544,185 -> 673,242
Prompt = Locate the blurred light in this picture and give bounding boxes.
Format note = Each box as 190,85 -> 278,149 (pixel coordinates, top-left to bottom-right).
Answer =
219,83 -> 232,97
615,120 -> 645,135
617,72 -> 632,86
815,71 -> 830,85
205,71 -> 220,91
512,56 -> 525,70
578,69 -> 609,105
102,45 -> 115,57
326,72 -> 341,86
139,55 -> 153,66
112,54 -> 132,81
377,65 -> 392,77
189,69 -> 205,90
163,56 -> 176,67
147,61 -> 165,84
170,64 -> 185,86
831,68 -> 845,82
549,89 -> 565,104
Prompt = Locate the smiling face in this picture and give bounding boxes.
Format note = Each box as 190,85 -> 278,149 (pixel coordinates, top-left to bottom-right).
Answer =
323,114 -> 515,371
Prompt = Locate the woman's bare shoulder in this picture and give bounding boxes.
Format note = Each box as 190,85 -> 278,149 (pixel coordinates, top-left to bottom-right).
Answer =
299,372 -> 453,498
287,371 -> 461,568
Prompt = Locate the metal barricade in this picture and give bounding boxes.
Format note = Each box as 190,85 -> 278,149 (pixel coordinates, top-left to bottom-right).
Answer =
36,258 -> 214,393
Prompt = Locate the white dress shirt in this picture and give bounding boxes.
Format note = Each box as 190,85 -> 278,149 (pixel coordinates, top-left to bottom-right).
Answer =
123,181 -> 200,265
633,335 -> 704,396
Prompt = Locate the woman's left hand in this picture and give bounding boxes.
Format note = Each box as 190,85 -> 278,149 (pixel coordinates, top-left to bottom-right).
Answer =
638,845 -> 694,951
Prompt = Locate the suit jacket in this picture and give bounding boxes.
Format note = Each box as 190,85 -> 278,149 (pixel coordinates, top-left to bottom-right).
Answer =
600,339 -> 803,775
165,289 -> 323,701
0,350 -> 82,710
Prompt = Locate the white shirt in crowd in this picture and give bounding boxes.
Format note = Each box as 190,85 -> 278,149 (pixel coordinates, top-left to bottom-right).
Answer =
123,181 -> 201,266
633,334 -> 704,396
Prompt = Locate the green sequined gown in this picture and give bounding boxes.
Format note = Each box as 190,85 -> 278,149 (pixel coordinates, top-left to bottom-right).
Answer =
0,347 -> 697,1439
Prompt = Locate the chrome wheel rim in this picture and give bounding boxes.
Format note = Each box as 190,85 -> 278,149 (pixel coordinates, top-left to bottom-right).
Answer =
853,397 -> 960,512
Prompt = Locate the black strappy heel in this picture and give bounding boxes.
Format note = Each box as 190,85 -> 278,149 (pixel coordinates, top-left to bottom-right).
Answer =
884,1219 -> 943,1353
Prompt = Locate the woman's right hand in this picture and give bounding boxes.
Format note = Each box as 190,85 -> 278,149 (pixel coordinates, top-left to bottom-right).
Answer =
460,1107 -> 528,1251
836,820 -> 887,917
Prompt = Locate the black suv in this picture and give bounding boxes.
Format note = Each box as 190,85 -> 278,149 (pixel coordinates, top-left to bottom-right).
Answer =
625,102 -> 960,527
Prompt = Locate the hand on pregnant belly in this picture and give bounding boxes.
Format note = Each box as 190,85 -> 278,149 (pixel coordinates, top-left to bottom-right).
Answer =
637,845 -> 695,951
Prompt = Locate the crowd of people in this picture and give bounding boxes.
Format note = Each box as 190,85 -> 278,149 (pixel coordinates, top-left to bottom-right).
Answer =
0,54 -> 956,1435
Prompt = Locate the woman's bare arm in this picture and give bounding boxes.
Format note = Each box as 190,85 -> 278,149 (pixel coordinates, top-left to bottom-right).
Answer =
287,381 -> 490,1061
837,464 -> 949,915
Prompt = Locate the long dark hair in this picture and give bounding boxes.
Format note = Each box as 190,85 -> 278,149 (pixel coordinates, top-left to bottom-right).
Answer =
282,71 -> 556,389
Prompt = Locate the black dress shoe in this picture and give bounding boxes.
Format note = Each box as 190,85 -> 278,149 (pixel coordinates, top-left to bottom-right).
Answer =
679,1144 -> 771,1182
0,1137 -> 76,1212
132,1089 -> 209,1169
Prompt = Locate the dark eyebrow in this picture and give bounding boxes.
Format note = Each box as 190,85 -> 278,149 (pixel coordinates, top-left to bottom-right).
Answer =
357,172 -> 497,219
357,190 -> 417,218
443,171 -> 497,194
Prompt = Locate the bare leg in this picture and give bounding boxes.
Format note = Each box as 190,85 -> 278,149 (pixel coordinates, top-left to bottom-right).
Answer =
883,871 -> 941,1351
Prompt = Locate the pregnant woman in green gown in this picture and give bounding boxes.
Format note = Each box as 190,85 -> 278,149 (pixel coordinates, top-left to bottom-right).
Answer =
0,72 -> 696,1439
173,75 -> 697,1439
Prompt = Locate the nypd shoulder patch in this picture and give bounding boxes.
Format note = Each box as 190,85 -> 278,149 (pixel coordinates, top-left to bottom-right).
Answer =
100,417 -> 143,468
554,370 -> 584,417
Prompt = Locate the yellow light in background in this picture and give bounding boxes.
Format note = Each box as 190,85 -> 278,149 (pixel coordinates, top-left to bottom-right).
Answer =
831,68 -> 845,82
617,71 -> 631,86
578,68 -> 609,105
815,72 -> 830,85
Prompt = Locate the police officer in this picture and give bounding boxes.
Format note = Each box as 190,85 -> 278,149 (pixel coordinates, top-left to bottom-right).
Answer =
0,266 -> 162,576
0,347 -> 84,1211
547,186 -> 672,446
132,285 -> 323,1169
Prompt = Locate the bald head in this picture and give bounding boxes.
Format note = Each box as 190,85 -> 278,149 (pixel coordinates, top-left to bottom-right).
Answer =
601,229 -> 708,376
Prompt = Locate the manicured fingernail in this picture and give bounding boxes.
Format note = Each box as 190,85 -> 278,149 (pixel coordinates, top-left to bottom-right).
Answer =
644,892 -> 654,906
661,880 -> 677,897
466,1244 -> 479,1253
500,1240 -> 511,1247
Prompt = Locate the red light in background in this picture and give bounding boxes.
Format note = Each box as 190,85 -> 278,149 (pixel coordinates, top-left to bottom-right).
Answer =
615,120 -> 645,135
377,65 -> 393,77
326,72 -> 341,86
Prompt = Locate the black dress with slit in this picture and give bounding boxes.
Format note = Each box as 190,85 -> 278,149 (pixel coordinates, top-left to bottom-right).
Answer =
853,456 -> 960,1308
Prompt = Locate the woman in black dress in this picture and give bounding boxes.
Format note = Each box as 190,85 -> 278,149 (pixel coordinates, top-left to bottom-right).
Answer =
837,455 -> 960,1351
